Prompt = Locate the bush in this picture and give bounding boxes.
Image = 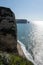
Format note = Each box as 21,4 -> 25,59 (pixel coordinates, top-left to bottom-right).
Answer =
0,53 -> 34,65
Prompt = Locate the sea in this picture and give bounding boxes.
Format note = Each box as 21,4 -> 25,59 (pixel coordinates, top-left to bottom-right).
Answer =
17,21 -> 43,65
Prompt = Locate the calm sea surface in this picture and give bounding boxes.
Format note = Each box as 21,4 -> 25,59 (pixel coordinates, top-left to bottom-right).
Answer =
17,22 -> 43,65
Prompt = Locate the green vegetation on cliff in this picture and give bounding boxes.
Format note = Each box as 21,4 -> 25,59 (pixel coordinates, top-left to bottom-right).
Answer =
0,53 -> 34,65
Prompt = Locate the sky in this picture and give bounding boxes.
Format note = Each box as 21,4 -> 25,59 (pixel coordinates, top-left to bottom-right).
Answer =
0,0 -> 43,21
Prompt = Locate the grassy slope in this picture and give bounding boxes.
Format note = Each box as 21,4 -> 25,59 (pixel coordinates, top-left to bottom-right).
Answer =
0,53 -> 34,65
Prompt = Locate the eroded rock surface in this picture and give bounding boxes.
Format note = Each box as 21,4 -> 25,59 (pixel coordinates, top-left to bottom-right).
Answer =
0,7 -> 17,53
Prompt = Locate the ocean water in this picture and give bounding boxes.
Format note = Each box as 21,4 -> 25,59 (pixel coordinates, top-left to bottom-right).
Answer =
17,22 -> 43,65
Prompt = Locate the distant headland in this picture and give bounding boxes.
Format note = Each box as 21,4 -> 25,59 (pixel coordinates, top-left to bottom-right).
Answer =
16,19 -> 29,23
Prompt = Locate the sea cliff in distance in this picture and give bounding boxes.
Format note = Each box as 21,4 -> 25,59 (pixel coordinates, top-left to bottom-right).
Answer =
16,19 -> 29,23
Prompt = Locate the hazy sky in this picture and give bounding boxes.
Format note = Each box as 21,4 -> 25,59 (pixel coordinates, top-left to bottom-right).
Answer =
0,0 -> 43,21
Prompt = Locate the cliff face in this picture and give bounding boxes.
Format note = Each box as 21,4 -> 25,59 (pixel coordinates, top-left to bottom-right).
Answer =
0,7 -> 17,53
0,7 -> 34,65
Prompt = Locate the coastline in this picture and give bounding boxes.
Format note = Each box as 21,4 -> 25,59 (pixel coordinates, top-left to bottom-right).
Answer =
17,40 -> 36,65
0,40 -> 34,65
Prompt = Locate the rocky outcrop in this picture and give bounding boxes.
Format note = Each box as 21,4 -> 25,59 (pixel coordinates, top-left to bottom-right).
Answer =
0,7 -> 17,53
16,19 -> 28,23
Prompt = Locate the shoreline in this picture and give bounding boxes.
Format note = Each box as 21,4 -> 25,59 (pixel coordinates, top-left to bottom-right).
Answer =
17,40 -> 36,65
0,40 -> 36,65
